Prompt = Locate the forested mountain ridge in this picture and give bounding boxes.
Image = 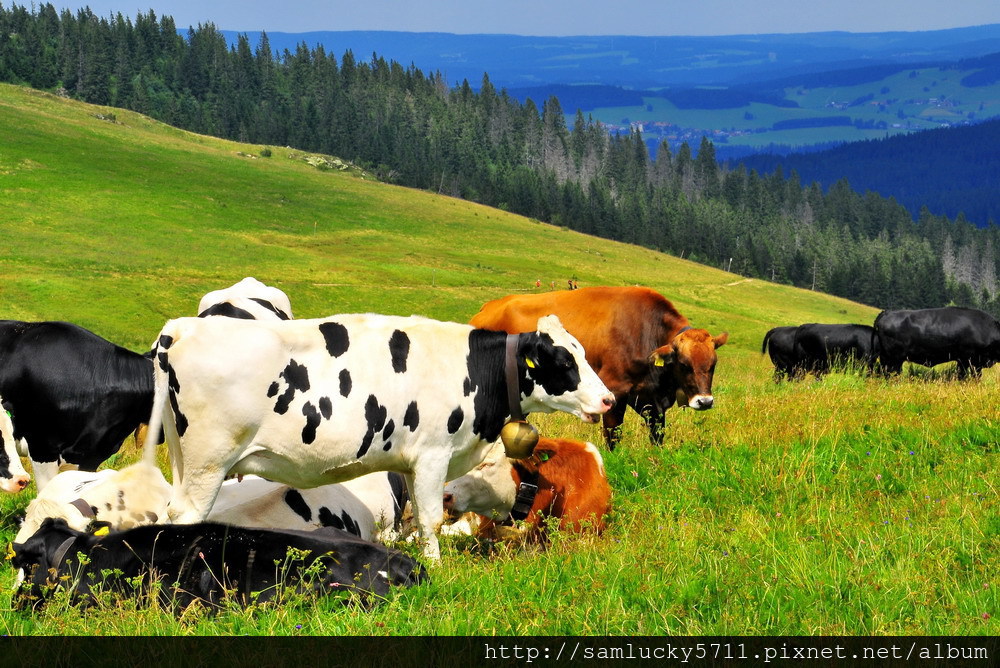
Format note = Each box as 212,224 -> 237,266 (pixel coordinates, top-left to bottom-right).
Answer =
225,27 -> 1000,158
738,120 -> 1000,227
0,3 -> 997,316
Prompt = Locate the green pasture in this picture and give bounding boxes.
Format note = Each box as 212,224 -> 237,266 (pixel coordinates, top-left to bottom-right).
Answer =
785,66 -> 1000,125
0,83 -> 996,635
582,65 -> 1000,149
579,96 -> 918,150
582,98 -> 815,133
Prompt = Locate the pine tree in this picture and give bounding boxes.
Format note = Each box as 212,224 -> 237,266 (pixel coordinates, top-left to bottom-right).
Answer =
694,136 -> 719,199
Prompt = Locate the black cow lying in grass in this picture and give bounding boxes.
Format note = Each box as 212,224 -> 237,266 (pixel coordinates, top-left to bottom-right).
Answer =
11,518 -> 427,611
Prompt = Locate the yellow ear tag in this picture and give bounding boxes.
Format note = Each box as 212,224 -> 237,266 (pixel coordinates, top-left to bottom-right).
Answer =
6,543 -> 15,560
525,358 -> 536,369
93,526 -> 110,537
654,358 -> 665,367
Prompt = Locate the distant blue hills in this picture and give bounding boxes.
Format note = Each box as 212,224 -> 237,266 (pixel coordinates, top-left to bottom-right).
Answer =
218,25 -> 1000,89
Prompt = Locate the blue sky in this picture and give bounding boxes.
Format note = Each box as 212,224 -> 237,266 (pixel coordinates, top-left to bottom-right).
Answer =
43,0 -> 1000,36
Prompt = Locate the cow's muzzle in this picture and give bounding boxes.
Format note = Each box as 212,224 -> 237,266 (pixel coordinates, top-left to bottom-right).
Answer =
0,475 -> 31,494
583,395 -> 616,423
688,394 -> 714,410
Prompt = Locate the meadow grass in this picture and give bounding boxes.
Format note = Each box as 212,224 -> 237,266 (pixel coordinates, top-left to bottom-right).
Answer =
0,83 -> 996,635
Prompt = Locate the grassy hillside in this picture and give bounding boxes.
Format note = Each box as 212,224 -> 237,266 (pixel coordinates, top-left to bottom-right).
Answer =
0,83 -> 996,636
0,84 -> 874,352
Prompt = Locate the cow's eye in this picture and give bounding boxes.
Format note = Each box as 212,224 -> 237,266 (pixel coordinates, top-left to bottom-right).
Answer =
553,353 -> 574,369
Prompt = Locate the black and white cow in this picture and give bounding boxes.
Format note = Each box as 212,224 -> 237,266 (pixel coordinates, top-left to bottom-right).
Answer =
144,313 -> 615,560
0,397 -> 31,493
209,472 -> 409,542
197,277 -> 293,321
17,467 -> 407,545
0,321 -> 154,489
874,307 -> 1000,379
12,466 -> 409,588
793,323 -> 880,378
12,518 -> 426,611
761,325 -> 801,381
14,462 -> 172,546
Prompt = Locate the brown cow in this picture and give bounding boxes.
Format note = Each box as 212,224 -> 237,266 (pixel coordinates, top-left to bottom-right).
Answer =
469,287 -> 728,447
442,438 -> 611,541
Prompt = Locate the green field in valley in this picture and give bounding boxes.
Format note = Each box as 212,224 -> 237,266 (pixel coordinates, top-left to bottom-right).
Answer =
0,83 -> 996,636
583,65 -> 1000,150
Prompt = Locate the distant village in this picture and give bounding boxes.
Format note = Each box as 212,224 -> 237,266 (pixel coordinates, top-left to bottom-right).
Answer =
603,93 -> 982,156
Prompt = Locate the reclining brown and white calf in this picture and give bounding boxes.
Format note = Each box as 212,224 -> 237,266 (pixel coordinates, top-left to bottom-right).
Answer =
443,437 -> 612,541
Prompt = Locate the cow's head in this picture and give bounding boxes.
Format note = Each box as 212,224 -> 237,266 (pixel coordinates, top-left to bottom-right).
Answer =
11,518 -> 99,607
648,328 -> 728,411
443,441 -> 515,520
0,401 -> 30,494
14,497 -> 93,548
518,315 -> 615,423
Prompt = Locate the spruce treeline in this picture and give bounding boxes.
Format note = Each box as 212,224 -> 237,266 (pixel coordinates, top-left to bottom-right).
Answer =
2,3 -> 998,316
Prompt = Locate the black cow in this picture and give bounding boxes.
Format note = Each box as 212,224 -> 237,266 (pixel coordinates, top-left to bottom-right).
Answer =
12,518 -> 427,611
874,307 -> 1000,379
0,321 -> 154,489
761,326 -> 801,381
794,323 -> 879,378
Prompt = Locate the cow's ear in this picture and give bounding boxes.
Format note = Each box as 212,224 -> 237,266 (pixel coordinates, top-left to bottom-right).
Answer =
520,333 -> 547,369
713,332 -> 729,349
650,345 -> 674,367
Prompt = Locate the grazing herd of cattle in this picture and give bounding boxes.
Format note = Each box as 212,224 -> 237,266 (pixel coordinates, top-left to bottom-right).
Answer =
763,306 -> 1000,381
1,280 -> 728,610
3,277 -> 996,612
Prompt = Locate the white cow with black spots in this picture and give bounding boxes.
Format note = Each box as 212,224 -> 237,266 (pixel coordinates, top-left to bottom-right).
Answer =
144,313 -> 614,560
197,277 -> 293,321
13,462 -> 171,546
16,466 -> 406,548
208,472 -> 408,542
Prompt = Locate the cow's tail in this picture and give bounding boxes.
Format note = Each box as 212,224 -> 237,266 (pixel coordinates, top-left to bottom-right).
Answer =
761,328 -> 774,355
142,322 -> 176,468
